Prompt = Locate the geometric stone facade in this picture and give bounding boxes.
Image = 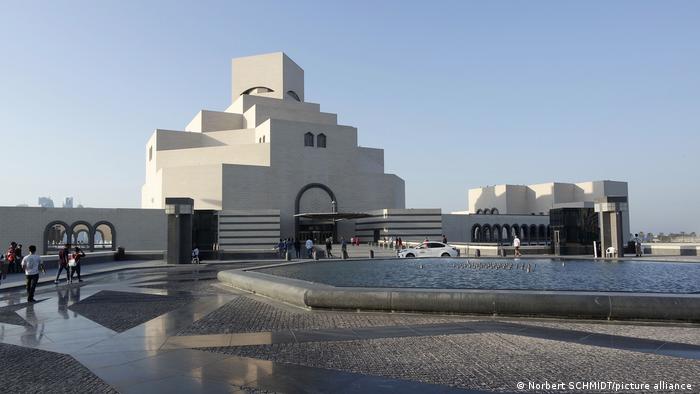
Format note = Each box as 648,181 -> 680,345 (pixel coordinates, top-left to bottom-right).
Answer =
141,52 -> 405,240
466,180 -> 630,243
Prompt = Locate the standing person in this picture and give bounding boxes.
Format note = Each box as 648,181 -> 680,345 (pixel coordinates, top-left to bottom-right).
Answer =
305,238 -> 314,258
276,239 -> 285,258
15,244 -> 23,271
341,237 -> 348,259
69,246 -> 85,283
325,237 -> 333,258
442,234 -> 447,244
55,243 -> 71,284
6,242 -> 17,274
293,238 -> 301,259
191,246 -> 200,264
513,235 -> 522,257
398,237 -> 403,249
21,245 -> 44,302
0,253 -> 5,285
633,233 -> 643,257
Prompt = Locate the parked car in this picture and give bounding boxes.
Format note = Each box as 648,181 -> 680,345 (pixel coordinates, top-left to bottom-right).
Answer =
398,242 -> 459,258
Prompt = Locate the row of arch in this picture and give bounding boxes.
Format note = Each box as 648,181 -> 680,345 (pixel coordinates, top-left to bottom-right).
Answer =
472,223 -> 550,244
44,221 -> 116,254
476,208 -> 499,215
304,132 -> 327,148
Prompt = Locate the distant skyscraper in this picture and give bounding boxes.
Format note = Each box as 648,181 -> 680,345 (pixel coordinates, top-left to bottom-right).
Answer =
63,197 -> 74,208
38,197 -> 54,208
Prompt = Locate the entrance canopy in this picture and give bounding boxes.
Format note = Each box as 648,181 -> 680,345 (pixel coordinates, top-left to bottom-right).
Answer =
294,212 -> 371,222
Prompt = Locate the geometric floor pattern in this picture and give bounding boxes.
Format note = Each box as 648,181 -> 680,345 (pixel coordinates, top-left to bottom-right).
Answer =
0,300 -> 43,326
0,261 -> 699,393
68,290 -> 194,332
0,342 -> 118,393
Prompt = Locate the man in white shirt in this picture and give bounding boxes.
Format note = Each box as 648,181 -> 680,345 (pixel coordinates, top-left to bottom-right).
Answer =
21,245 -> 43,302
513,235 -> 521,257
305,238 -> 313,258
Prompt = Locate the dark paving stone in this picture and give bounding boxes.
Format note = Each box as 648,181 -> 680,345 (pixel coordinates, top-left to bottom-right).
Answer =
177,296 -> 475,335
204,333 -> 700,393
0,310 -> 30,326
68,290 -> 194,333
0,342 -> 117,393
0,299 -> 49,326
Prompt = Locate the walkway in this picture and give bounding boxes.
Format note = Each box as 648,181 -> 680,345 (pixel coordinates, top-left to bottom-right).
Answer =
0,262 -> 698,393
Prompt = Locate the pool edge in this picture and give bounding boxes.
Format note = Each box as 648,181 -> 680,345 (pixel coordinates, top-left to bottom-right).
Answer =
217,269 -> 700,322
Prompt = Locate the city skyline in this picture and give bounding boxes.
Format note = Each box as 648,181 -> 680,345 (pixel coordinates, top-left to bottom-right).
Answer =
0,1 -> 698,233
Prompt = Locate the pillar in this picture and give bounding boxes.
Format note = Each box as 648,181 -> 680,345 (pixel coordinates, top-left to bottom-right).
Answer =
165,197 -> 194,264
595,196 -> 628,257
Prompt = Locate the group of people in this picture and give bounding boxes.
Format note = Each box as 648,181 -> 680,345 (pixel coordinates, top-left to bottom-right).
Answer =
276,238 -> 303,258
1,242 -> 23,275
275,236 -> 355,259
54,243 -> 85,284
0,241 -> 86,303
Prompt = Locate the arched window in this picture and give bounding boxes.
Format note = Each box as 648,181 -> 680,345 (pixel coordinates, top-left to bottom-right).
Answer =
511,225 -> 519,239
70,222 -> 93,247
94,222 -> 116,250
262,135 -> 266,143
492,208 -> 499,215
476,209 -> 483,214
304,132 -> 314,147
472,224 -> 481,242
317,133 -> 326,148
287,90 -> 301,101
483,225 -> 492,242
45,221 -> 69,253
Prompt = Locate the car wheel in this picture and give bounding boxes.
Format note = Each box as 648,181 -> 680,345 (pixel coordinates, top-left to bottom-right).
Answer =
441,253 -> 450,257
405,253 -> 415,258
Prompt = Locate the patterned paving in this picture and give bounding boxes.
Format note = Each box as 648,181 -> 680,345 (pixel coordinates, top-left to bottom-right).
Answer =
0,300 -> 41,326
0,261 -> 698,393
177,295 -> 476,335
67,290 -> 194,332
206,333 -> 700,392
0,342 -> 118,393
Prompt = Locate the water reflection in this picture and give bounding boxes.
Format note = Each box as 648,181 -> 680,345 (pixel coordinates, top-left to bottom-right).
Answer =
20,304 -> 45,347
261,258 -> 700,293
57,288 -> 69,319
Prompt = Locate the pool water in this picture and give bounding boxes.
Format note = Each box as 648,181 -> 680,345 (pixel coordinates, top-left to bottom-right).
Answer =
259,258 -> 700,294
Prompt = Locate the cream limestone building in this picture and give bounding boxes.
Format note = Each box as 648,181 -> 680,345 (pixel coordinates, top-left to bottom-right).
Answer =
141,53 -> 406,247
460,180 -> 630,243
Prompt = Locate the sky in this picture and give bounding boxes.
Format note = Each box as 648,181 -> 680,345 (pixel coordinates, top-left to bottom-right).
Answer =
0,1 -> 698,234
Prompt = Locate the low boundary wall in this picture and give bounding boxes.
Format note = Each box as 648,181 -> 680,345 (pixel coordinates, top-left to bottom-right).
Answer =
218,268 -> 700,322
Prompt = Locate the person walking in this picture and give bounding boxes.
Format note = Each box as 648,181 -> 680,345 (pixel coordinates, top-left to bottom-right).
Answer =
341,237 -> 348,259
325,237 -> 333,258
55,243 -> 71,284
513,235 -> 522,257
276,239 -> 285,258
69,246 -> 85,283
305,238 -> 314,258
21,245 -> 44,302
293,238 -> 301,259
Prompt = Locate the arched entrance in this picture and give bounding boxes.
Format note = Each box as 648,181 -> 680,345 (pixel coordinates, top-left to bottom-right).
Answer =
295,183 -> 337,243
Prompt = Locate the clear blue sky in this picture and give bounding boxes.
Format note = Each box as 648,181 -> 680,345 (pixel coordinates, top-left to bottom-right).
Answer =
1,1 -> 698,234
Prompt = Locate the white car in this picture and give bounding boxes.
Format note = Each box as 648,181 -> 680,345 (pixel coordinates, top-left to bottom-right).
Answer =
398,242 -> 460,258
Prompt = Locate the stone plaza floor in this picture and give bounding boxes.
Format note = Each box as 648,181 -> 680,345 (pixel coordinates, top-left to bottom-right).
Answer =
0,260 -> 699,393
